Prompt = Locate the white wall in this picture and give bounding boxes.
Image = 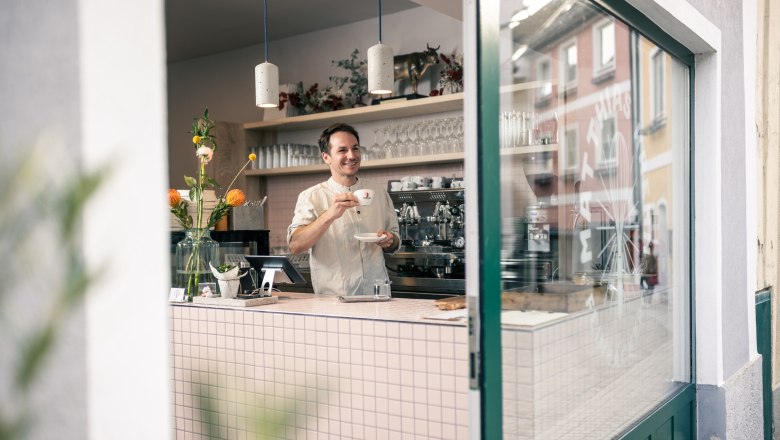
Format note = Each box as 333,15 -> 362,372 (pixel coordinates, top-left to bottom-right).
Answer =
167,6 -> 463,187
0,0 -> 171,439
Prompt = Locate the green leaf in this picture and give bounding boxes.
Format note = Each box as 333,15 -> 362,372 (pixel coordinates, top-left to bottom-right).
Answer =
16,325 -> 55,392
206,177 -> 220,189
183,175 -> 197,188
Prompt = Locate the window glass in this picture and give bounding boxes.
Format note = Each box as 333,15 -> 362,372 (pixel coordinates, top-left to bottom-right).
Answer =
598,20 -> 616,70
563,42 -> 578,86
499,1 -> 690,437
652,50 -> 665,119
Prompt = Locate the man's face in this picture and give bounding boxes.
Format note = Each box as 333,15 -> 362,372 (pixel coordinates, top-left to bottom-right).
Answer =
322,130 -> 361,180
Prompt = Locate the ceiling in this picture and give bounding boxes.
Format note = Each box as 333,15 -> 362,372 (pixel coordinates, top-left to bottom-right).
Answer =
165,0 -> 423,63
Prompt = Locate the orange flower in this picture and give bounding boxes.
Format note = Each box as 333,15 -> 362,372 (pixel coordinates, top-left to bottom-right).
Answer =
226,189 -> 246,207
168,189 -> 181,207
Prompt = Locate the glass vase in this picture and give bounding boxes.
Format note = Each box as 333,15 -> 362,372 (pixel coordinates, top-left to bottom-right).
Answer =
175,228 -> 220,301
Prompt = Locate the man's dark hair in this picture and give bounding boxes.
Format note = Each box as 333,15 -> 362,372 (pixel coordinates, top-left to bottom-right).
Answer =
318,123 -> 360,154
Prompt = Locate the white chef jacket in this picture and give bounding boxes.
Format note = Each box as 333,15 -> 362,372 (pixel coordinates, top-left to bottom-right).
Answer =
287,177 -> 400,295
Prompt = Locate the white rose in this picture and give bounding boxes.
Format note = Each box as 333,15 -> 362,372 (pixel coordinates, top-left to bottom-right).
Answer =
196,146 -> 213,163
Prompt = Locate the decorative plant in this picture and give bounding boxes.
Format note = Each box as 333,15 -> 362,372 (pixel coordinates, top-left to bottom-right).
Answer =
279,81 -> 345,115
430,51 -> 464,96
217,263 -> 236,273
169,108 -> 255,299
168,108 -> 254,230
330,49 -> 369,107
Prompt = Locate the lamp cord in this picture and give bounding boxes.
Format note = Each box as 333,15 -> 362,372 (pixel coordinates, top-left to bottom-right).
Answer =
378,0 -> 382,43
263,0 -> 269,62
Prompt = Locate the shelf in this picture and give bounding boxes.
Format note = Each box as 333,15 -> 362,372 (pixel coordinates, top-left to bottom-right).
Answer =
499,144 -> 558,156
499,80 -> 553,94
244,152 -> 465,177
243,145 -> 557,178
243,93 -> 463,132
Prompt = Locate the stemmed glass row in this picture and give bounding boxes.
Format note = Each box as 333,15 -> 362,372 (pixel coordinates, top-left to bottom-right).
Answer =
364,116 -> 464,160
248,116 -> 466,170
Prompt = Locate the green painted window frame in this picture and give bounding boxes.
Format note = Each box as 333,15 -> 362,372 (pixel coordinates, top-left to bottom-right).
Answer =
473,0 -> 696,438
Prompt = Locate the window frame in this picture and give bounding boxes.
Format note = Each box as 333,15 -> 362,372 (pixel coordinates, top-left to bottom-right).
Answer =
592,17 -> 616,81
559,38 -> 578,93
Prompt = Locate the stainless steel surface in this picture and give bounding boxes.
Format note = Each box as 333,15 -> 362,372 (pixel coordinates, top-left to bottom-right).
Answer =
387,186 -> 466,295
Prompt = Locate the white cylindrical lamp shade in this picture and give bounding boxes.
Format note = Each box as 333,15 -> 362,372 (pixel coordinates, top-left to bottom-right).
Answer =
255,62 -> 279,108
367,43 -> 394,95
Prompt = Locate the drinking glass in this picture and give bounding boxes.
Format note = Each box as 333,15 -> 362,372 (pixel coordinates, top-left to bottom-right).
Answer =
369,128 -> 383,160
381,126 -> 394,159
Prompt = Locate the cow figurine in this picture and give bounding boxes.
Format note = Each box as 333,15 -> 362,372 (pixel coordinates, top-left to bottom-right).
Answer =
393,44 -> 441,95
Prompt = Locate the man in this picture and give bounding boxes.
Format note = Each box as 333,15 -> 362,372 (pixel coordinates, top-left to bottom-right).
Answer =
287,123 -> 400,295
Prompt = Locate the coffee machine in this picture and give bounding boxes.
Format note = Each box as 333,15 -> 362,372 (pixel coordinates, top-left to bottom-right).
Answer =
500,152 -> 561,290
500,203 -> 559,289
385,183 -> 466,297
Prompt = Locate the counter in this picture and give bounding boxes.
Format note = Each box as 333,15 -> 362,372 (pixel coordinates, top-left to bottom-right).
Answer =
170,290 -> 671,439
170,294 -> 470,439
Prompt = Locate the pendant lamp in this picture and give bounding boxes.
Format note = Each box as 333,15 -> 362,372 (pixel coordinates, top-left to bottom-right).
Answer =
367,0 -> 394,95
255,0 -> 279,108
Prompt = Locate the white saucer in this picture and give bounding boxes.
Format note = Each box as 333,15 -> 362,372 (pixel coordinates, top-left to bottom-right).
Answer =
417,186 -> 431,190
354,233 -> 383,243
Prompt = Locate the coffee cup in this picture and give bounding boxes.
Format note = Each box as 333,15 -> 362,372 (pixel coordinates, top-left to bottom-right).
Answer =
411,176 -> 429,186
401,181 -> 418,191
354,189 -> 375,206
451,179 -> 464,188
389,181 -> 402,191
431,176 -> 445,189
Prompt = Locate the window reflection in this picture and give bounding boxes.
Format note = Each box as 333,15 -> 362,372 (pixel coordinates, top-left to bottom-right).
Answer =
498,0 -> 690,438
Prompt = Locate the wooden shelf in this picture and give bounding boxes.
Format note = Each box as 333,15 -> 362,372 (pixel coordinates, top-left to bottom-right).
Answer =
244,152 -> 465,177
243,93 -> 463,132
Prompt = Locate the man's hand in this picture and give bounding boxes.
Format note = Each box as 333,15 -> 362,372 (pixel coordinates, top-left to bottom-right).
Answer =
375,230 -> 397,252
327,192 -> 359,219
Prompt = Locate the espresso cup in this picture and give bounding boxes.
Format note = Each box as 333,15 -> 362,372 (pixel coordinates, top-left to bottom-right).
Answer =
390,181 -> 403,191
401,181 -> 418,191
431,176 -> 445,188
411,176 -> 429,186
354,189 -> 375,206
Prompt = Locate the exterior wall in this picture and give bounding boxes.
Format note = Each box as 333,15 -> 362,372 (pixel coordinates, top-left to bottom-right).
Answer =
685,0 -> 751,381
1,4 -> 87,439
1,1 -> 171,439
166,7 -> 464,188
756,0 -> 780,387
755,0 -> 780,433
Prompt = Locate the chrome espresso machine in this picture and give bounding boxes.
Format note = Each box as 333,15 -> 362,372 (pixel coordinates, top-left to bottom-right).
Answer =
385,180 -> 466,298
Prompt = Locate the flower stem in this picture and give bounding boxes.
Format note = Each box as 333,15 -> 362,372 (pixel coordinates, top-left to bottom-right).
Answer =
223,159 -> 253,195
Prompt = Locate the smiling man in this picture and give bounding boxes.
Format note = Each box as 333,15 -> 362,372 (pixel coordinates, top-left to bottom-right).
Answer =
287,123 -> 400,295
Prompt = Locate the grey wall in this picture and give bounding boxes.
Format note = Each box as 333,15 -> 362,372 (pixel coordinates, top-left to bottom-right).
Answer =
686,0 -> 750,383
166,6 -> 463,187
0,1 -> 88,438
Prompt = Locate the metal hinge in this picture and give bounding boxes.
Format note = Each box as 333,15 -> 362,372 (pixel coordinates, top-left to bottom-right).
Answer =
468,294 -> 480,389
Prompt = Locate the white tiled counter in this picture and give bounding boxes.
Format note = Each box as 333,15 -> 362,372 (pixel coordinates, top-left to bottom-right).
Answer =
169,295 -> 470,440
170,290 -> 678,439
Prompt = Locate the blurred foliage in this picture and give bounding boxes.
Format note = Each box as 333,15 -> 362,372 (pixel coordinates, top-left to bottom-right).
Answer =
0,149 -> 108,440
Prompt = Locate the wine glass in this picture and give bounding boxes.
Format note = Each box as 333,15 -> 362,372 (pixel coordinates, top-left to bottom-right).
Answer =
382,125 -> 396,159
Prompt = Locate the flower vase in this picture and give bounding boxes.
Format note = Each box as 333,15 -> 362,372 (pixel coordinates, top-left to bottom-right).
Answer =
175,228 -> 220,300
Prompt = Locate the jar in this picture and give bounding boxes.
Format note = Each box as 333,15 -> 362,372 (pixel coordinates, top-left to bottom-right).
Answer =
175,228 -> 220,300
